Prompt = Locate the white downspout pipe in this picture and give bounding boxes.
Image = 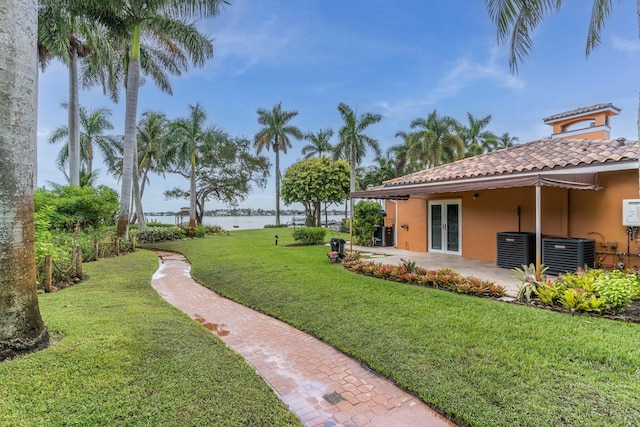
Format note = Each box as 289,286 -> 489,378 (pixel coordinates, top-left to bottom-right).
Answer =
389,199 -> 398,247
536,184 -> 542,280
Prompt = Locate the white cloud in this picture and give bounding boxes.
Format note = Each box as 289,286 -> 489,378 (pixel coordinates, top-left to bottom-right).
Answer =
376,45 -> 524,120
611,35 -> 640,53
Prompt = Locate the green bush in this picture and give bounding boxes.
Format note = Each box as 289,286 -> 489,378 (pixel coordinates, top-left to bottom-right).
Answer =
135,226 -> 186,244
34,185 -> 119,231
292,227 -> 327,245
353,200 -> 383,245
264,224 -> 288,228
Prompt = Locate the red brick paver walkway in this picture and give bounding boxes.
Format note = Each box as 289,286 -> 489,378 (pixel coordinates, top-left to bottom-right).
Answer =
151,251 -> 456,427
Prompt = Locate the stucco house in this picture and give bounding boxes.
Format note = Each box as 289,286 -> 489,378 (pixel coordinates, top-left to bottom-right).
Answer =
353,103 -> 640,273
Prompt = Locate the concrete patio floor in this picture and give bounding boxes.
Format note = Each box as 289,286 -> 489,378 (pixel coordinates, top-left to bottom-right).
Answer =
348,244 -> 522,298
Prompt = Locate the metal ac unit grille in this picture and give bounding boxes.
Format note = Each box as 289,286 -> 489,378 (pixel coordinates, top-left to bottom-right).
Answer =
496,232 -> 536,269
542,238 -> 595,275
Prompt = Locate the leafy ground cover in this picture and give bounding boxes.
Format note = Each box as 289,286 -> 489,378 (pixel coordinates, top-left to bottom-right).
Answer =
0,250 -> 300,427
150,228 -> 640,427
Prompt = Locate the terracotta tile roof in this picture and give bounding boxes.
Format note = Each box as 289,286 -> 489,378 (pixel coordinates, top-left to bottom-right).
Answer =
382,138 -> 638,187
543,103 -> 621,123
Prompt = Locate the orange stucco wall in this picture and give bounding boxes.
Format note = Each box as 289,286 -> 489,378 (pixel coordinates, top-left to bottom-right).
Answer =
383,169 -> 639,265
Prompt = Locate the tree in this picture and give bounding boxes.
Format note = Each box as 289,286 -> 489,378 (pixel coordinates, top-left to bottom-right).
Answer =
0,0 -> 49,360
360,157 -> 396,190
353,200 -> 384,246
407,110 -> 465,168
388,131 -> 420,177
165,134 -> 270,225
47,105 -> 119,177
136,111 -> 170,201
168,103 -> 219,228
75,0 -> 226,237
458,113 -> 498,156
302,128 -> 334,158
38,0 -> 94,186
281,158 -> 350,227
497,132 -> 519,149
335,103 -> 382,246
254,102 -> 303,226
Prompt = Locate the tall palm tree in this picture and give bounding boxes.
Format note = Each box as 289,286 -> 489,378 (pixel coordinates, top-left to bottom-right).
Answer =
38,0 -> 94,186
497,132 -> 519,149
408,110 -> 465,169
78,0 -> 226,236
254,102 -> 303,226
48,105 -> 119,177
302,128 -> 334,158
0,0 -> 49,360
335,103 -> 382,245
137,111 -> 170,198
168,103 -> 220,228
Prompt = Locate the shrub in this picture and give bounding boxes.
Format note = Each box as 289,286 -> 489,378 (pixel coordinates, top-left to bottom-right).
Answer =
34,185 -> 119,231
353,201 -> 383,245
135,226 -> 186,244
264,224 -> 288,228
292,227 -> 327,245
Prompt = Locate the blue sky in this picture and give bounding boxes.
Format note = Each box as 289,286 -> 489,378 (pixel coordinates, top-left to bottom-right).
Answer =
36,0 -> 640,212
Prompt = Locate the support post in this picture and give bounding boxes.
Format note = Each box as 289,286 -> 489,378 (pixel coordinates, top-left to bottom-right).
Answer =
535,184 -> 542,281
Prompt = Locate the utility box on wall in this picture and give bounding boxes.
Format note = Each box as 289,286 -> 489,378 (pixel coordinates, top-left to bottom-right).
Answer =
622,199 -> 640,226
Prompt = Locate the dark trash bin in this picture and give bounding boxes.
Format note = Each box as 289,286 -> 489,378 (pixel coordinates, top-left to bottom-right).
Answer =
328,238 -> 346,262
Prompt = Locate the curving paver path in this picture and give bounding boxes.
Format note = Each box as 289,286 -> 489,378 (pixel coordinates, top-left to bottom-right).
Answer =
151,251 -> 457,427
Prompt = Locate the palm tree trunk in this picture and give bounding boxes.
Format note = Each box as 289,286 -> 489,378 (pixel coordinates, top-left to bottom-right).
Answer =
132,147 -> 146,228
275,145 -> 281,226
117,25 -> 141,237
0,0 -> 49,360
68,46 -> 80,186
189,155 -> 197,228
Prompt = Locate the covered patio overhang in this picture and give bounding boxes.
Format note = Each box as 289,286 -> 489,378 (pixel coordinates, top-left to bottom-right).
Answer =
351,171 -> 603,277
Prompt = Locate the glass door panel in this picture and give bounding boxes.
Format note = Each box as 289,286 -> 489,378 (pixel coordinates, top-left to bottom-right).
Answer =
430,204 -> 442,250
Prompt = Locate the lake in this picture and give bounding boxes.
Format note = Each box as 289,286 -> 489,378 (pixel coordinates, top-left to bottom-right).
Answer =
145,214 -> 346,230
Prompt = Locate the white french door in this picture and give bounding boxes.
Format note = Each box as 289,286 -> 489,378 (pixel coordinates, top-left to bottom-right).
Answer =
428,200 -> 461,255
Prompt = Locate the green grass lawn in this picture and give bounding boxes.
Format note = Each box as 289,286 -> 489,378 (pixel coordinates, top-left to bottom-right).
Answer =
150,228 -> 640,427
0,250 -> 300,427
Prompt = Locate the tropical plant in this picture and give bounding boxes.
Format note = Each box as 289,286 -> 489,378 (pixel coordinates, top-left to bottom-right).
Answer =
73,0 -> 226,236
334,103 -> 382,238
513,263 -> 549,302
302,128 -> 334,158
0,0 -> 49,360
458,113 -> 498,156
497,132 -> 519,149
166,103 -> 219,228
387,131 -> 420,177
254,102 -> 303,226
47,105 -> 120,177
407,110 -> 465,169
360,156 -> 396,189
164,133 -> 270,225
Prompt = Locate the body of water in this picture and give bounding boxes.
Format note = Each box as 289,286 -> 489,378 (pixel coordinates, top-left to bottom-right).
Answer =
145,214 -> 346,230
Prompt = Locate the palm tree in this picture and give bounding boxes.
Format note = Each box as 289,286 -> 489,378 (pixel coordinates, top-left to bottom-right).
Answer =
1,0 -> 49,360
302,128 -> 334,158
38,0 -> 94,186
408,110 -> 465,169
458,113 -> 498,156
361,157 -> 396,189
254,102 -> 303,226
335,103 -> 382,245
388,131 -> 419,177
168,103 -> 220,228
77,0 -> 226,237
48,105 -> 119,177
497,132 -> 519,149
486,1 -> 635,154
137,111 -> 170,198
